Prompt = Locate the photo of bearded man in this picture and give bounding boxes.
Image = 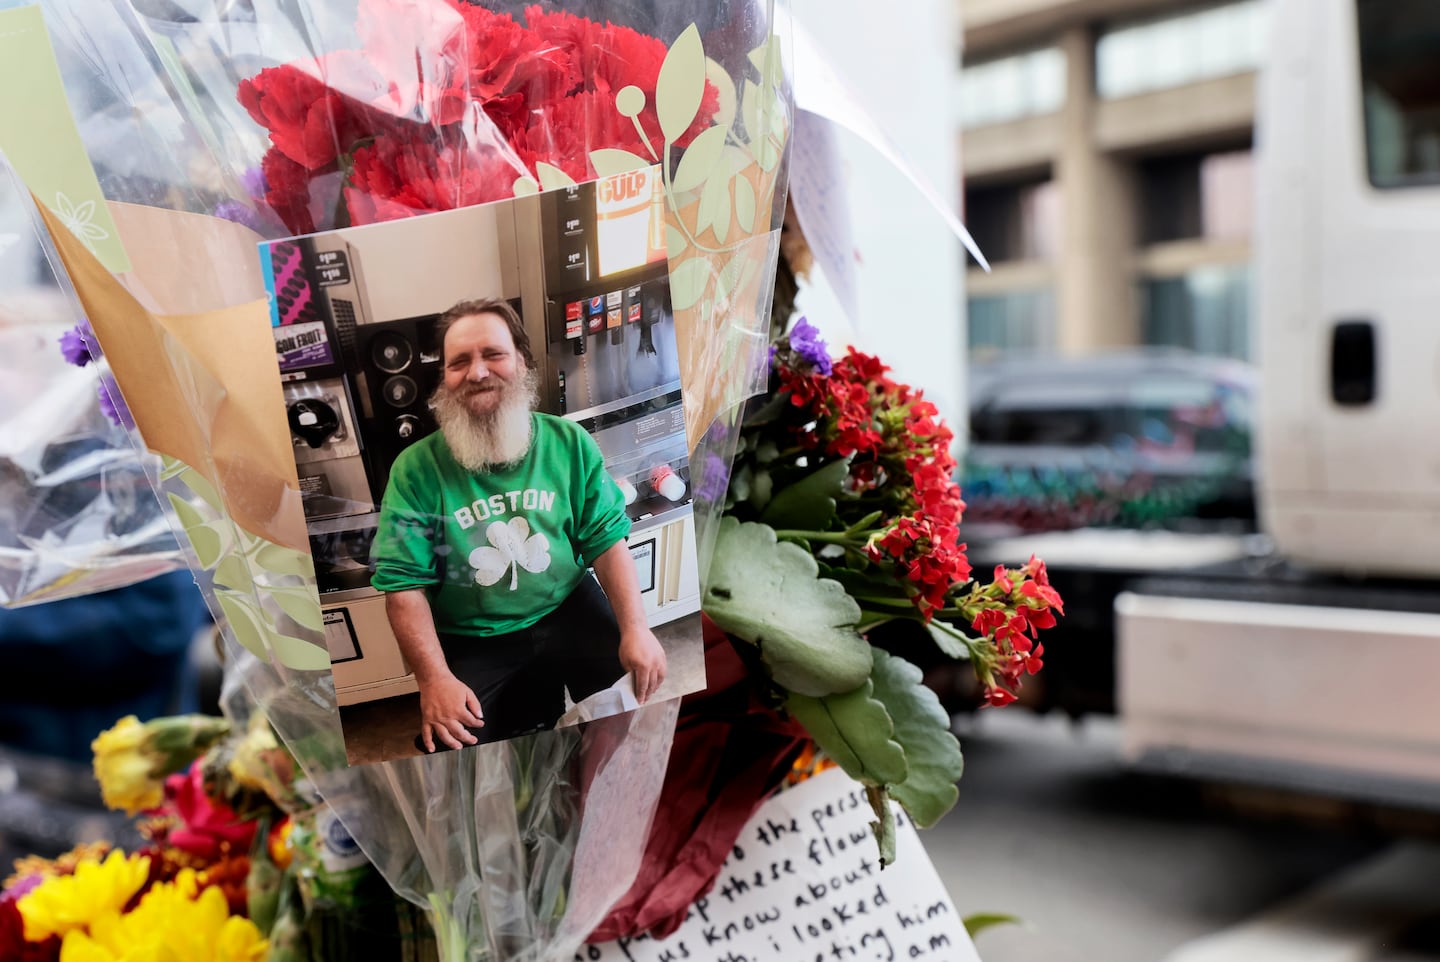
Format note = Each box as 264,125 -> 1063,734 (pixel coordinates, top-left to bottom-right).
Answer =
370,297 -> 667,753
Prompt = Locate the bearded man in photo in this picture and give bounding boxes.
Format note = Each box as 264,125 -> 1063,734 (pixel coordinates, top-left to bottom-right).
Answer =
371,298 -> 666,753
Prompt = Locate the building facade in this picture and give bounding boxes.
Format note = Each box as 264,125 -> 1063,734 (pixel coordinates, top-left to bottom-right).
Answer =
959,0 -> 1266,360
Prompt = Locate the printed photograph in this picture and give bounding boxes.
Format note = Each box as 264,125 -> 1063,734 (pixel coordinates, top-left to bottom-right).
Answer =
258,166 -> 705,766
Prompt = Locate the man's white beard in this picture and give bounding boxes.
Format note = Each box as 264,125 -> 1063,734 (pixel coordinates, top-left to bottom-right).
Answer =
431,369 -> 538,472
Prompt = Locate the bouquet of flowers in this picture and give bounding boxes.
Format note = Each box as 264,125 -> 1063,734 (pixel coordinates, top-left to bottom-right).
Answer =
2,710 -> 420,962
2,0 -> 1062,955
227,0 -> 721,234
592,307 -> 1063,939
5,1 -> 790,959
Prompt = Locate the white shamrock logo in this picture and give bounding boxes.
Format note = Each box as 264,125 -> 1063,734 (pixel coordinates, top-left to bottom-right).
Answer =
469,517 -> 551,590
54,192 -> 109,252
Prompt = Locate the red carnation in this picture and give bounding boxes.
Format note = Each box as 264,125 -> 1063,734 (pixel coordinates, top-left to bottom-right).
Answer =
261,148 -> 323,235
345,129 -> 522,225
238,62 -> 368,170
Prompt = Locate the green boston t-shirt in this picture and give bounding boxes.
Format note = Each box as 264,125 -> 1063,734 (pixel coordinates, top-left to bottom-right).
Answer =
370,412 -> 631,636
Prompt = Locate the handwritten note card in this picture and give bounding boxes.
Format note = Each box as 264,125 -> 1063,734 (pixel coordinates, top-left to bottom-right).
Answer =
581,768 -> 981,962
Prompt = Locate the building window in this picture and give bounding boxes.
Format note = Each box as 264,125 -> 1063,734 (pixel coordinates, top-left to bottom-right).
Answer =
968,288 -> 1056,357
959,47 -> 1065,129
1357,0 -> 1440,188
1096,1 -> 1267,100
1140,263 -> 1251,359
964,179 -> 1061,263
1138,150 -> 1254,244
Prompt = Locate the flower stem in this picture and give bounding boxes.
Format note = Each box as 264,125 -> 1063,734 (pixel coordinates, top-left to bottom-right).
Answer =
850,595 -> 918,609
771,530 -> 858,546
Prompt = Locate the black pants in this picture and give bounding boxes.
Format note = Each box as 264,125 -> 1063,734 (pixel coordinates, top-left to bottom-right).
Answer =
435,576 -> 624,745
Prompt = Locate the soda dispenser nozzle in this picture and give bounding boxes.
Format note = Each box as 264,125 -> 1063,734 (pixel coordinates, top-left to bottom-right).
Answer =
651,464 -> 686,502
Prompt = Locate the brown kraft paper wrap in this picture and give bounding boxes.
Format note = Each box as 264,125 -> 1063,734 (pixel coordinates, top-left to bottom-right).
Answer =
34,198 -> 307,552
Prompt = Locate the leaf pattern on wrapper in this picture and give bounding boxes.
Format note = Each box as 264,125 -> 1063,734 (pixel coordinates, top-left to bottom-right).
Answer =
470,517 -> 551,590
161,455 -> 330,672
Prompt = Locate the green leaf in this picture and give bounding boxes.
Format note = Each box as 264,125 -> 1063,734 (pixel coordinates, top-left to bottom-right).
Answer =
535,162 -> 576,190
925,621 -> 973,660
656,24 -> 706,143
733,175 -> 756,233
255,542 -> 315,580
705,518 -> 870,696
741,80 -> 762,146
270,584 -> 325,632
159,455 -> 187,480
177,470 -> 223,512
167,492 -> 206,533
671,124 -> 728,193
730,463 -> 752,502
212,554 -> 254,593
760,457 -> 851,531
697,171 -> 729,241
270,633 -> 332,672
666,225 -> 688,259
217,590 -> 269,660
739,391 -> 790,427
589,149 -> 652,176
785,680 -> 905,783
964,914 -> 1024,939
668,257 -> 712,311
169,488 -> 230,570
713,182 -> 732,243
870,648 -> 963,828
748,35 -> 783,83
750,469 -> 773,511
844,510 -> 885,534
759,134 -> 782,172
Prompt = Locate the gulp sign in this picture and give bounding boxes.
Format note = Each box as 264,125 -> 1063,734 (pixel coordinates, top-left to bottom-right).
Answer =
596,166 -> 655,217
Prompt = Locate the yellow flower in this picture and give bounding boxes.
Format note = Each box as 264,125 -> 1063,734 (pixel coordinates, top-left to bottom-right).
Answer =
90,714 -> 232,816
17,850 -> 151,941
91,715 -> 164,815
4,841 -> 113,890
56,871 -> 266,962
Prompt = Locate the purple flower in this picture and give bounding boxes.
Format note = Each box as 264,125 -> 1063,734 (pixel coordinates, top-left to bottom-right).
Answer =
693,451 -> 732,505
98,372 -> 133,428
58,319 -> 95,366
239,166 -> 267,199
213,200 -> 263,231
0,873 -> 41,904
788,316 -> 831,375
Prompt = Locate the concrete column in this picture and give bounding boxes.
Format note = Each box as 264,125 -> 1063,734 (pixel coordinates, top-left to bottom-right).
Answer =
1055,24 -> 1138,354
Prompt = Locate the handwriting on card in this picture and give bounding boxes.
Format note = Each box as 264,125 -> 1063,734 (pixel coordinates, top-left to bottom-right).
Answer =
580,769 -> 979,962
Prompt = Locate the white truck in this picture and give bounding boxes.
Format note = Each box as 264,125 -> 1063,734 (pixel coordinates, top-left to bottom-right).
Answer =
1116,0 -> 1440,803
